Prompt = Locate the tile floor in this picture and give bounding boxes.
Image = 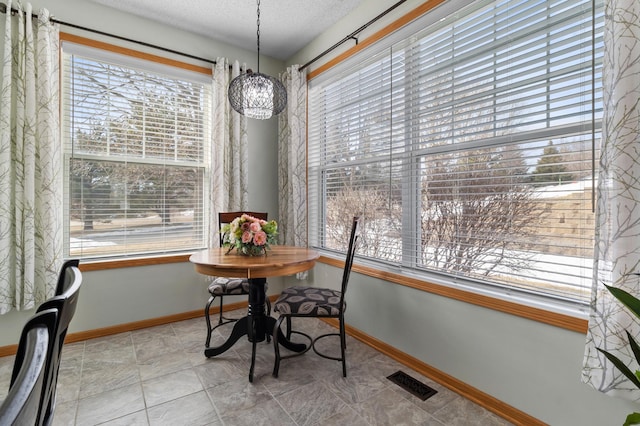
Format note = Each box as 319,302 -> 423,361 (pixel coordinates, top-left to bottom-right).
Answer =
0,309 -> 513,425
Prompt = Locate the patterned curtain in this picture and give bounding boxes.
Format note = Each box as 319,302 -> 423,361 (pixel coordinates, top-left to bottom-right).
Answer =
582,0 -> 640,399
278,65 -> 308,250
209,58 -> 248,247
0,2 -> 61,314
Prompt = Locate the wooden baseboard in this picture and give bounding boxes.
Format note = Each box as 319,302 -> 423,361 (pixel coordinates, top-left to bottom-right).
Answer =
0,297 -> 542,425
320,318 -> 544,426
0,296 -> 273,357
64,296 -> 276,344
0,344 -> 17,358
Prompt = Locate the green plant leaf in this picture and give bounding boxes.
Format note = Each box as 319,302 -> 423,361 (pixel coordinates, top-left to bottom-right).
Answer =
623,412 -> 640,426
596,348 -> 640,388
627,331 -> 640,365
604,285 -> 640,320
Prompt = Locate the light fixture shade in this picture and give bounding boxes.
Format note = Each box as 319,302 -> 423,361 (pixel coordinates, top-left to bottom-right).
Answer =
228,71 -> 287,120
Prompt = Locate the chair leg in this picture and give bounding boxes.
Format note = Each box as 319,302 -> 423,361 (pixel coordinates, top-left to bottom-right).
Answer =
218,296 -> 225,324
285,316 -> 292,340
272,315 -> 286,377
265,297 -> 272,343
204,295 -> 216,347
340,315 -> 347,377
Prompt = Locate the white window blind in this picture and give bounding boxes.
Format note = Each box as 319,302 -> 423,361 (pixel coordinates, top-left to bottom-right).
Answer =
62,42 -> 211,259
308,0 -> 603,306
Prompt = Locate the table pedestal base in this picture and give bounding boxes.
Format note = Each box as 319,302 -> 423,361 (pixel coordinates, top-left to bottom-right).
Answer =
204,278 -> 306,382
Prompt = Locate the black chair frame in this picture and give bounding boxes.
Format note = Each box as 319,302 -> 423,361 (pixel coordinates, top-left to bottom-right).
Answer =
1,309 -> 57,426
272,216 -> 359,378
35,263 -> 82,426
204,211 -> 272,346
54,259 -> 80,296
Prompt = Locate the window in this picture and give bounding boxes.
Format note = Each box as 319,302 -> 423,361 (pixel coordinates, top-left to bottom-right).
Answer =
62,40 -> 211,260
308,0 -> 603,307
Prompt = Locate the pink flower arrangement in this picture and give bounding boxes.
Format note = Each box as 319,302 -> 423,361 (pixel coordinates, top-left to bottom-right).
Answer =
221,214 -> 278,256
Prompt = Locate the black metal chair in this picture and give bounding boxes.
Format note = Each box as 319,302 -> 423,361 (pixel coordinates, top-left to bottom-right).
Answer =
272,216 -> 359,378
204,212 -> 272,346
0,308 -> 57,426
34,263 -> 83,426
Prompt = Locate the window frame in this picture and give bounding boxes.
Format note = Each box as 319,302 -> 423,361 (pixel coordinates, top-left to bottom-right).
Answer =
307,0 -> 602,319
60,33 -> 213,262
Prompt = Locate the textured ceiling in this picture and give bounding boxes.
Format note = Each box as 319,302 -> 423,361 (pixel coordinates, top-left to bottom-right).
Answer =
89,0 -> 366,60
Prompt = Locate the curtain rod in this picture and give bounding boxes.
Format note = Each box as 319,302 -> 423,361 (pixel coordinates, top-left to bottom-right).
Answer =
299,0 -> 408,71
1,0 -> 408,72
0,2 -> 217,66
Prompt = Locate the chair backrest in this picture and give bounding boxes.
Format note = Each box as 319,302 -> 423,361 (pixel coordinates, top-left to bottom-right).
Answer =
218,211 -> 268,246
34,265 -> 83,426
54,259 -> 80,296
1,309 -> 56,426
340,216 -> 360,301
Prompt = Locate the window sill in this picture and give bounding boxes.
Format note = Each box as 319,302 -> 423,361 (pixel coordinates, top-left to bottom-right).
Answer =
77,251 -> 589,334
318,255 -> 589,334
78,253 -> 192,272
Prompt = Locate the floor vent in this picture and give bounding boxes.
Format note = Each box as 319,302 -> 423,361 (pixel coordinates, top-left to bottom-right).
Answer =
387,370 -> 438,401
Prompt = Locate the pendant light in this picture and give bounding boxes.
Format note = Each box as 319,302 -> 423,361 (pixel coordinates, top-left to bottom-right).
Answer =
228,0 -> 287,120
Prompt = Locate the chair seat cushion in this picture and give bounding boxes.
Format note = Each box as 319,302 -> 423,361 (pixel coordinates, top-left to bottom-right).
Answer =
274,286 -> 344,316
208,277 -> 269,296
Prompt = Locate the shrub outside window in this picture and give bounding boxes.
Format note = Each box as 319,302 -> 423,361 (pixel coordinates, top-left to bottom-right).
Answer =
308,0 -> 603,307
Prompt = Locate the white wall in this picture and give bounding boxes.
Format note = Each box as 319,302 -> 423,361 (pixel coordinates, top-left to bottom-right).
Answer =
0,0 -> 285,344
297,263 -> 638,425
288,1 -> 640,425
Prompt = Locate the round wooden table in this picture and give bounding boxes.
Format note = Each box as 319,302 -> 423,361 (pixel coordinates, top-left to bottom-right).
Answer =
190,245 -> 319,382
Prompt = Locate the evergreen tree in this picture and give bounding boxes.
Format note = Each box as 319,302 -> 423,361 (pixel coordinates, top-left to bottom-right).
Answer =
530,141 -> 574,184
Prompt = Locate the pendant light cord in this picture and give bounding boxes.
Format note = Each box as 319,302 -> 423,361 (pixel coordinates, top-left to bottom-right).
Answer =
256,0 -> 261,73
